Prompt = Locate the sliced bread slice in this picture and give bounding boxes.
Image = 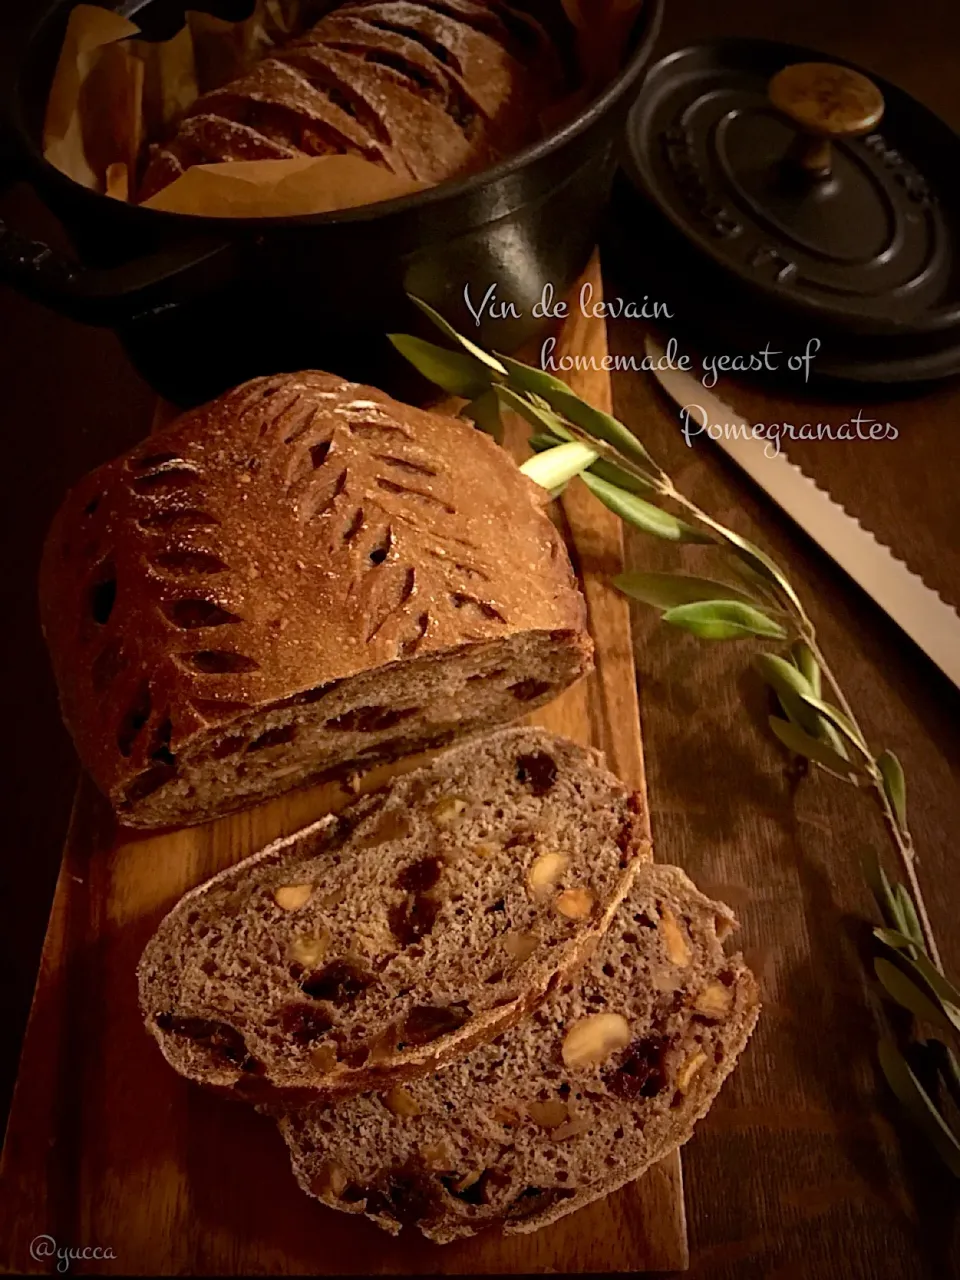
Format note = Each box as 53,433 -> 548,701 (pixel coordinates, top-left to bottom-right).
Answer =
275,865 -> 759,1242
138,728 -> 649,1101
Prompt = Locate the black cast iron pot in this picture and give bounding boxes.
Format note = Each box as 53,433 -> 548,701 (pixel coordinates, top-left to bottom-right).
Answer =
0,0 -> 663,404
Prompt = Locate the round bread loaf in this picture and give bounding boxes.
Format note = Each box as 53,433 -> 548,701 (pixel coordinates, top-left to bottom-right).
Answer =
39,371 -> 592,828
139,0 -> 566,200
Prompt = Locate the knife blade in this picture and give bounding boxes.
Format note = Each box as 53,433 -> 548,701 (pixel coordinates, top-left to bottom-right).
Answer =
644,337 -> 960,690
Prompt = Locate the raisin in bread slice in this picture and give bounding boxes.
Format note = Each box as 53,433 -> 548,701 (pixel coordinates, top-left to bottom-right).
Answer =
138,728 -> 649,1101
274,865 -> 759,1242
40,372 -> 591,828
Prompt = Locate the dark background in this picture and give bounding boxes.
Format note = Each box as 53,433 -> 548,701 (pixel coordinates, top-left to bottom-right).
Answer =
2,1 -> 959,1276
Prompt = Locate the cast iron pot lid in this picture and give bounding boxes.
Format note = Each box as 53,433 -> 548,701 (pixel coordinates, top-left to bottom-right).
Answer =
612,38 -> 960,383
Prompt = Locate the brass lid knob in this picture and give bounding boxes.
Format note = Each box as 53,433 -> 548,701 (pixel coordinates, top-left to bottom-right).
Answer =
769,61 -> 885,177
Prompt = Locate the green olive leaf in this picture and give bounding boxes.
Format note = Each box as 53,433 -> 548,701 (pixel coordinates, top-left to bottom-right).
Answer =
769,716 -> 860,779
527,431 -> 566,453
755,654 -> 822,735
520,442 -> 598,492
756,654 -> 848,756
587,457 -> 660,495
878,1035 -> 960,1177
615,571 -> 759,612
728,557 -> 788,611
712,526 -> 804,613
875,930 -> 960,1020
526,432 -> 658,494
497,381 -> 664,492
662,600 -> 788,641
496,353 -> 655,466
461,388 -> 504,443
895,884 -> 926,955
875,958 -> 954,1033
874,927 -> 917,951
790,640 -> 822,698
388,333 -> 492,399
863,850 -> 911,935
797,693 -> 871,759
407,298 -> 509,375
493,383 -> 573,441
878,750 -> 908,833
581,474 -> 714,543
780,688 -> 846,749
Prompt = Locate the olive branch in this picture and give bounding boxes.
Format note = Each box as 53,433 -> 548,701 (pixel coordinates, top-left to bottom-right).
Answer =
391,301 -> 960,1175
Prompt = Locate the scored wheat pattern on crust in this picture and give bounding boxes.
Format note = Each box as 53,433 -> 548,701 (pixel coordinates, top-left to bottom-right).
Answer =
56,371 -> 564,806
266,382 -> 510,653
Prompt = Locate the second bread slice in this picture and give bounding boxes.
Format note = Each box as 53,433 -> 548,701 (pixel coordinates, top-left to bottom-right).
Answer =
275,865 -> 759,1242
138,728 -> 649,1100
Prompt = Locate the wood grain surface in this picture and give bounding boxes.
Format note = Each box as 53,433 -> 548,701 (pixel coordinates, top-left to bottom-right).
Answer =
607,323 -> 960,1280
0,258 -> 690,1275
600,5 -> 960,1276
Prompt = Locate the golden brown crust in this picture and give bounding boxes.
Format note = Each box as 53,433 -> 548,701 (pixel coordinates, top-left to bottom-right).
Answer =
139,0 -> 563,201
39,372 -> 590,819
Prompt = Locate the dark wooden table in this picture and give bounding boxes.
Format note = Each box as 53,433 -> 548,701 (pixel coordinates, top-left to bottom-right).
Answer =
2,0 -> 959,1276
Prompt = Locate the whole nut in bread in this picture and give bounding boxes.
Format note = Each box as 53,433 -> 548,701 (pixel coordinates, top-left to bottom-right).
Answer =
677,1050 -> 709,1092
660,907 -> 692,967
274,884 -> 314,911
383,1086 -> 421,1118
289,933 -> 330,968
526,1099 -> 569,1129
527,852 -> 569,896
693,982 -> 734,1019
503,931 -> 539,963
553,1117 -> 591,1142
41,372 -> 593,829
561,1013 -> 632,1069
554,887 -> 595,919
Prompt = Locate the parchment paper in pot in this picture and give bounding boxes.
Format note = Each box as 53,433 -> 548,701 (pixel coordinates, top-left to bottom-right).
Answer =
42,5 -> 140,189
140,154 -> 427,216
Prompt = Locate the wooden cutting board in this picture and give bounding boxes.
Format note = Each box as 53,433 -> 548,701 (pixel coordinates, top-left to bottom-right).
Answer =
0,255 -> 687,1275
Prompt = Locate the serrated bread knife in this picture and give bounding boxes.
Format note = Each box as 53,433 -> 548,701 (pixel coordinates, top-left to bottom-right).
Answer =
644,337 -> 960,691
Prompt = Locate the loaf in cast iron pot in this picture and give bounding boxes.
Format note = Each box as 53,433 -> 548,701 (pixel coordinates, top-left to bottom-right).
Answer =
139,0 -> 566,199
39,372 -> 592,828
